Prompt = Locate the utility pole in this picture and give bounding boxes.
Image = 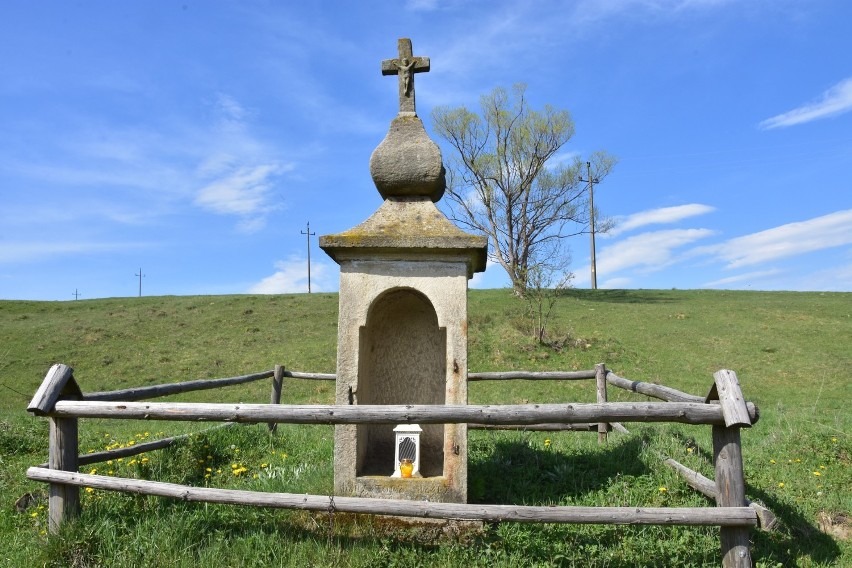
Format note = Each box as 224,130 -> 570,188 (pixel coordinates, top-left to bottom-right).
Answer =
72,289 -> 81,300
301,222 -> 316,293
135,268 -> 145,297
579,161 -> 599,290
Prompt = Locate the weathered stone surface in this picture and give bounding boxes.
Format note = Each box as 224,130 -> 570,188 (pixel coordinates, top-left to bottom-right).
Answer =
369,116 -> 446,202
331,259 -> 471,503
319,197 -> 487,275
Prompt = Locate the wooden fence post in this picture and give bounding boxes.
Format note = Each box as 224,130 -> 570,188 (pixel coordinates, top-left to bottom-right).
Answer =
48,416 -> 79,533
269,365 -> 284,432
713,425 -> 752,567
595,363 -> 608,444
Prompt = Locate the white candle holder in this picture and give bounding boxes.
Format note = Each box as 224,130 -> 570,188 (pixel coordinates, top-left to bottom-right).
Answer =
391,424 -> 422,477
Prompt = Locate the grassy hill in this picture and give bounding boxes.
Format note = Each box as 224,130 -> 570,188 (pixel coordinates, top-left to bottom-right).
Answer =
1,289 -> 849,566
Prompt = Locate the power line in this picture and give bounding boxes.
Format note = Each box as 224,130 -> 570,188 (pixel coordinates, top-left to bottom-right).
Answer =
301,222 -> 316,293
72,289 -> 81,300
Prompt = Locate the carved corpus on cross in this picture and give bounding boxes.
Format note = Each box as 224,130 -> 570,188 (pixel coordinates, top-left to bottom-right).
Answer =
381,38 -> 430,116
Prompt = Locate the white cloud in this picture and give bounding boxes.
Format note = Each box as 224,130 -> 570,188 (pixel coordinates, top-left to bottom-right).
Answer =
609,204 -> 715,236
594,228 -> 716,276
599,276 -> 633,289
759,78 -> 852,129
0,241 -> 149,264
698,209 -> 852,269
248,257 -> 336,294
545,151 -> 581,170
194,161 -> 294,232
469,259 -> 508,289
406,0 -> 439,10
702,269 -> 783,288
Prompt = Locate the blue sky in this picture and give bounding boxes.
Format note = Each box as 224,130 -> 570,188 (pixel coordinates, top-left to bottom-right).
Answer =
2,0 -> 851,300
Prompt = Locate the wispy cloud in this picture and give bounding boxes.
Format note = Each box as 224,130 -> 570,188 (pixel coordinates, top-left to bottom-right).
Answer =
609,204 -> 715,236
195,163 -> 289,222
406,0 -> 439,10
759,78 -> 852,129
0,241 -> 150,265
702,268 -> 783,288
599,276 -> 633,289
248,257 -> 336,294
697,209 -> 852,269
575,228 -> 716,284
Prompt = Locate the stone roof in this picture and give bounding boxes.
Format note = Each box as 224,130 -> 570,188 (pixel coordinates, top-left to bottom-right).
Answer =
319,197 -> 487,275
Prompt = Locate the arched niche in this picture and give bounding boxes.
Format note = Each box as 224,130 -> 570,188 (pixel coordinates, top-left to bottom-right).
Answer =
355,288 -> 446,477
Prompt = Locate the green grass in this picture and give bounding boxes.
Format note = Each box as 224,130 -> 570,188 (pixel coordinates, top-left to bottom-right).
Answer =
0,289 -> 849,567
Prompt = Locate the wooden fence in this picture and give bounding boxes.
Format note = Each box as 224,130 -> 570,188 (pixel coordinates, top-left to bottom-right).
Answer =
27,363 -> 761,568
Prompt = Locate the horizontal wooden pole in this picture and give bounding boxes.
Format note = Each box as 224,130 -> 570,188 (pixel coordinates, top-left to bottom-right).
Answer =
276,370 -> 601,382
49,400 -> 757,426
606,372 -> 706,404
283,371 -> 336,381
468,370 -> 597,381
84,370 -> 275,402
36,423 -> 235,469
469,423 -> 601,432
26,467 -> 757,527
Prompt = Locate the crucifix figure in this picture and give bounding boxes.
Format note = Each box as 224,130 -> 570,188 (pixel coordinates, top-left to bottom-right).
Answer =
381,38 -> 430,115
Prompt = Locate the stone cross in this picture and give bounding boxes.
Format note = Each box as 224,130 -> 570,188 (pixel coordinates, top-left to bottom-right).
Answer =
381,38 -> 430,115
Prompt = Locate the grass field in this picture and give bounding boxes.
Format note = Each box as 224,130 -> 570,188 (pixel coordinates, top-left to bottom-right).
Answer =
0,289 -> 849,567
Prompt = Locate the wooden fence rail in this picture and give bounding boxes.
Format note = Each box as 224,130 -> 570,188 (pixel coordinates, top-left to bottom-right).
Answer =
26,467 -> 758,528
83,370 -> 275,402
46,400 -> 759,427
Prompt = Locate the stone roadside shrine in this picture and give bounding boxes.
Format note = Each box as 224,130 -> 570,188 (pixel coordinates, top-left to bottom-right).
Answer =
320,38 -> 487,503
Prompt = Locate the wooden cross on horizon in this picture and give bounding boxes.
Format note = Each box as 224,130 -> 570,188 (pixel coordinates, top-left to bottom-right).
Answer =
381,38 -> 430,115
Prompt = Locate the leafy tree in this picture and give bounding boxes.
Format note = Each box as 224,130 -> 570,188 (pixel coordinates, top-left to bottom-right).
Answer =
432,84 -> 616,296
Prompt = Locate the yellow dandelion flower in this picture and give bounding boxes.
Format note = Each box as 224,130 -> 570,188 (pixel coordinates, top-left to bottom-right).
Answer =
206,467 -> 212,473
252,474 -> 259,479
106,460 -> 113,465
832,437 -> 837,443
686,447 -> 693,454
129,459 -> 137,466
544,439 -> 551,447
140,457 -> 149,464
659,487 -> 667,493
216,469 -> 222,474
31,512 -> 38,518
89,468 -> 98,475
777,482 -> 784,488
85,487 -> 94,494
795,458 -> 801,463
769,459 -> 776,464
813,471 -> 821,476
117,458 -> 123,463
820,465 -> 826,469
261,463 -> 268,468
204,473 -> 211,479
107,470 -> 114,475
